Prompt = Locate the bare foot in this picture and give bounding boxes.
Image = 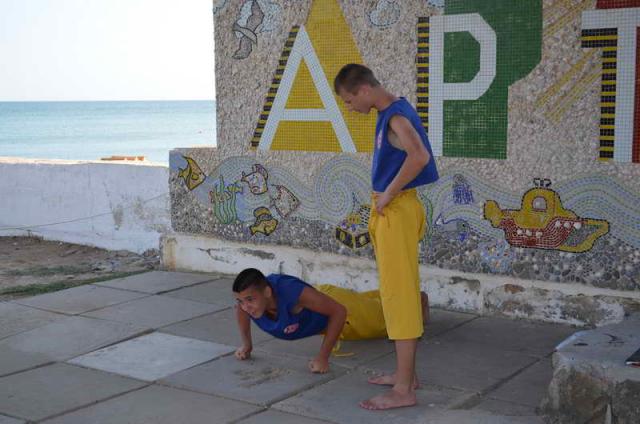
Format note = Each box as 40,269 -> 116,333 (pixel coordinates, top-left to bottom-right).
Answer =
421,291 -> 430,325
367,373 -> 420,389
359,389 -> 417,410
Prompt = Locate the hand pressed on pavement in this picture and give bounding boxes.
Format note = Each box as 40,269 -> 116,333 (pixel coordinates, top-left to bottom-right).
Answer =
308,356 -> 329,373
235,345 -> 252,360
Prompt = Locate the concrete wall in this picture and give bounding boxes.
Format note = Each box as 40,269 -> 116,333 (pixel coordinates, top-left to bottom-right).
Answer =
0,157 -> 171,253
164,0 -> 640,325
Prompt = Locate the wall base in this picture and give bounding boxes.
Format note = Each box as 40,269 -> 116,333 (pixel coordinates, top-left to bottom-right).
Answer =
161,233 -> 640,327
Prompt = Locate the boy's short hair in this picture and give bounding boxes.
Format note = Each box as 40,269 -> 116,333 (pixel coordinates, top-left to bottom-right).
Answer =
334,63 -> 380,94
233,268 -> 269,292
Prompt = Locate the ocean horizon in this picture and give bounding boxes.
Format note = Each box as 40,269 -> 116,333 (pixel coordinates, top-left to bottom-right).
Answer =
0,100 -> 217,165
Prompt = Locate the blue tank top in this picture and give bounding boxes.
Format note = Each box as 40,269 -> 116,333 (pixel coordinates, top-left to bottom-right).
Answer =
372,97 -> 439,192
252,274 -> 329,340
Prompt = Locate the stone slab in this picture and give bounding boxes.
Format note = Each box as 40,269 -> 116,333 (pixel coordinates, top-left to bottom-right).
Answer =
367,339 -> 539,392
541,314 -> 640,423
236,410 -> 331,424
95,271 -> 217,294
159,308 -> 273,346
0,363 -> 145,421
0,302 -> 62,340
83,295 -> 221,329
420,409 -> 544,424
487,358 -> 552,407
0,346 -> 53,377
163,307 -> 471,369
437,316 -> 576,357
0,415 -> 24,424
552,315 -> 640,383
68,332 -> 234,381
163,278 -> 236,306
423,308 -> 479,339
473,398 -> 538,417
41,385 -> 261,424
273,369 -> 472,424
0,315 -> 147,360
14,285 -> 148,315
161,350 -> 346,406
258,335 -> 395,369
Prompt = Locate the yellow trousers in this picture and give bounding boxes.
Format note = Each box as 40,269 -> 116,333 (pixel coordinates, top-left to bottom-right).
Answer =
315,284 -> 387,340
369,189 -> 426,340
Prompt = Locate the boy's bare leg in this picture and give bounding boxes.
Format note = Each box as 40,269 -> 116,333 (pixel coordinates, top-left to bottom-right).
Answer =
366,293 -> 428,390
360,339 -> 418,410
421,291 -> 430,325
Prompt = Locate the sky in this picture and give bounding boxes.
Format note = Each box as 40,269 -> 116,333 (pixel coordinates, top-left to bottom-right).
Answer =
0,0 -> 215,101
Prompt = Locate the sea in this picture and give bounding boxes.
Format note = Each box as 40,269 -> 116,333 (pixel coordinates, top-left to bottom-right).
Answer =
0,100 -> 216,165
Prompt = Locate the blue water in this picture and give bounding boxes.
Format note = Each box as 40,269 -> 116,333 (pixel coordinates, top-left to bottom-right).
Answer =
0,100 -> 216,164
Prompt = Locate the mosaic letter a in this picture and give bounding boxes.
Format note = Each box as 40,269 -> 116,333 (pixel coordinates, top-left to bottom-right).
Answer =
251,0 -> 376,153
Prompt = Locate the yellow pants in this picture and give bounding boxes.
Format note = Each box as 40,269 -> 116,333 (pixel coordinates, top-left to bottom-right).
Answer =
369,189 -> 426,340
315,284 -> 387,340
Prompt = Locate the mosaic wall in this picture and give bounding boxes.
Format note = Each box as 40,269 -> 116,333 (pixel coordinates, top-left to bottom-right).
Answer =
169,0 -> 640,292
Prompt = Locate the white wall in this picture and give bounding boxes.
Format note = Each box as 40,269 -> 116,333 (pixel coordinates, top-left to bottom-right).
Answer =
0,157 -> 171,253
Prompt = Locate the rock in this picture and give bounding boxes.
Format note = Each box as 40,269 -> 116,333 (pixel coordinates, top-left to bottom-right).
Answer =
541,314 -> 640,423
612,380 -> 640,423
60,248 -> 79,257
122,250 -> 137,258
143,248 -> 159,258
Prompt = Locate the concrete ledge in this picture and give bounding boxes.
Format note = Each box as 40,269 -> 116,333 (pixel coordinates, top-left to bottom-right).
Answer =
161,233 -> 640,326
0,157 -> 171,253
541,314 -> 640,423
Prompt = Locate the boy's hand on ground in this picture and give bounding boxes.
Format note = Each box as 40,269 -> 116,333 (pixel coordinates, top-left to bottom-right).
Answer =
235,345 -> 252,360
308,356 -> 330,374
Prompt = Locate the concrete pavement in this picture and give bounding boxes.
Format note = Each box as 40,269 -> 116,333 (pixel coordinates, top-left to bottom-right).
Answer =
0,271 -> 577,423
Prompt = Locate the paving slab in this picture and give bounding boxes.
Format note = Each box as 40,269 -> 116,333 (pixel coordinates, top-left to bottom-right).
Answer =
0,363 -> 146,422
14,285 -> 148,315
236,410 -> 332,424
472,398 -> 538,417
163,278 -> 236,307
258,335 -> 395,369
159,308 -> 273,346
0,315 -> 147,360
168,308 -> 470,370
366,339 -> 540,392
0,345 -> 53,377
273,369 -> 472,424
0,415 -> 24,424
68,332 -> 234,381
421,409 -> 544,424
95,271 -> 218,294
487,358 -> 552,407
161,350 -> 346,406
0,302 -> 62,340
437,316 -> 576,357
41,385 -> 261,424
82,295 -> 221,328
423,308 -> 478,339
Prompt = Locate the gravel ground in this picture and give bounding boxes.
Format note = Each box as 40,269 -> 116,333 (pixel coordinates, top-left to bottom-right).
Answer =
0,236 -> 159,299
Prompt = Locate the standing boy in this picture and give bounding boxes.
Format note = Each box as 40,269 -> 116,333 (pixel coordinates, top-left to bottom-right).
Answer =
334,64 -> 439,410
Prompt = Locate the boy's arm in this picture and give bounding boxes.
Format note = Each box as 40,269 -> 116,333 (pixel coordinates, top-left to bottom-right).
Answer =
235,305 -> 253,360
376,114 -> 430,215
297,286 -> 347,373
